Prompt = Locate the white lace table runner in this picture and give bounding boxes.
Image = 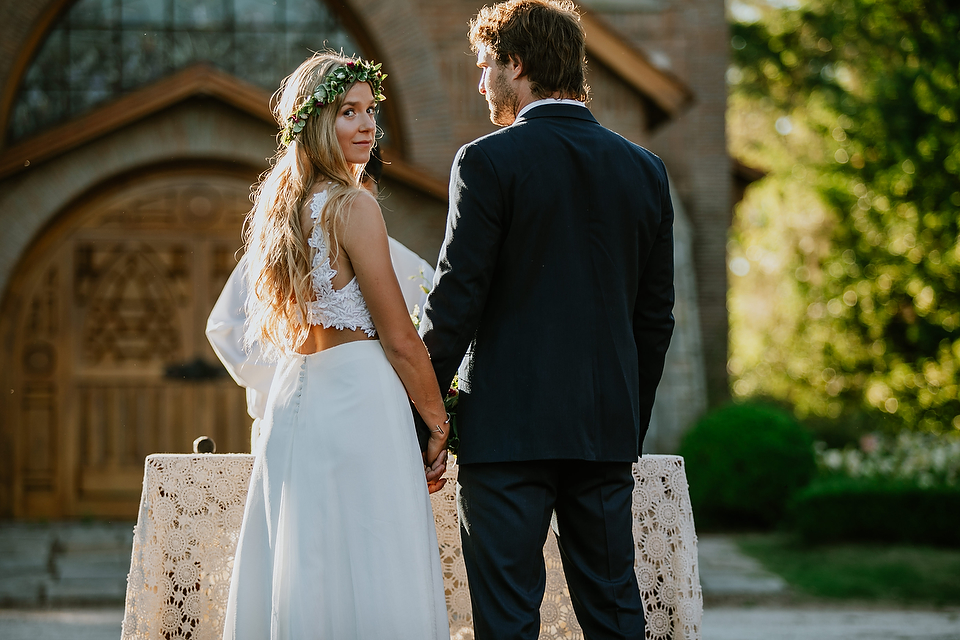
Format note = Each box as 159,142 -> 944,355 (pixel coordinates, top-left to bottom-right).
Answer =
122,454 -> 701,640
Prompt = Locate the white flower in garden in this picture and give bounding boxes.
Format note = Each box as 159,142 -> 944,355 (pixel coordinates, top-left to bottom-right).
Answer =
823,449 -> 843,470
815,432 -> 960,487
845,450 -> 862,476
932,447 -> 947,472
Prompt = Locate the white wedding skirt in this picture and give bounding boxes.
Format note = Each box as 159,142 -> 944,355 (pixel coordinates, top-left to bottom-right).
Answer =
222,340 -> 449,640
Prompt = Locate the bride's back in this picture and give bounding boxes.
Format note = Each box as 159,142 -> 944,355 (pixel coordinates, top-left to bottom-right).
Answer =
294,185 -> 378,354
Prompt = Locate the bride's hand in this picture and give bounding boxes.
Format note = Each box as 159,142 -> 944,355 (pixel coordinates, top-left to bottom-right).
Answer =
424,446 -> 448,494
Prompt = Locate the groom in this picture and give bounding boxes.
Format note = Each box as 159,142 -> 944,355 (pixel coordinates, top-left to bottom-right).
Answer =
418,0 -> 676,638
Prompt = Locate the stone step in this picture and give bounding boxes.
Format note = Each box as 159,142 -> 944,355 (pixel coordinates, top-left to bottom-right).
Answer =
55,523 -> 135,554
0,522 -> 135,607
54,551 -> 132,581
0,526 -> 55,577
0,575 -> 47,607
46,577 -> 128,606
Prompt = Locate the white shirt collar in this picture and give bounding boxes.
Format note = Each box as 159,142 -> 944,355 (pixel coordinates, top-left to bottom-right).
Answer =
516,98 -> 587,120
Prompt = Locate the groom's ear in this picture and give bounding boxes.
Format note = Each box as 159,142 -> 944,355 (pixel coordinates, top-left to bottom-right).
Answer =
507,55 -> 524,80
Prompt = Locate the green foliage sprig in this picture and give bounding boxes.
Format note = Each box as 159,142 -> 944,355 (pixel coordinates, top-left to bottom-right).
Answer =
443,378 -> 460,456
281,59 -> 386,146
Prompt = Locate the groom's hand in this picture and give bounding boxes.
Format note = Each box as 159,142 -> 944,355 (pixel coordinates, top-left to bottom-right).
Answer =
424,449 -> 448,494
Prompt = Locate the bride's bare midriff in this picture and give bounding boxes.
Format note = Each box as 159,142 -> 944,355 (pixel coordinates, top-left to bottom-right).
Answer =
295,323 -> 374,355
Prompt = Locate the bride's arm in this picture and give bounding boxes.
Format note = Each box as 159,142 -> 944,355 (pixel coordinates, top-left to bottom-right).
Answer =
340,192 -> 450,470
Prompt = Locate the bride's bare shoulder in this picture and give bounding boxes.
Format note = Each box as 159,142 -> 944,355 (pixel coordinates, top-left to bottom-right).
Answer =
341,190 -> 388,251
347,189 -> 381,218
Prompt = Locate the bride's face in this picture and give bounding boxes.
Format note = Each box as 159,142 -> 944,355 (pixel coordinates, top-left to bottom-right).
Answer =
335,82 -> 377,165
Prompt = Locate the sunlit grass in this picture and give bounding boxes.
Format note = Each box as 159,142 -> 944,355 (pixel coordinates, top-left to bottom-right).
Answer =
737,534 -> 960,606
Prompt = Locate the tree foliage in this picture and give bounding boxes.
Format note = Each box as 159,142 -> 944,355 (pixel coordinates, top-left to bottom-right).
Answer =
728,0 -> 960,434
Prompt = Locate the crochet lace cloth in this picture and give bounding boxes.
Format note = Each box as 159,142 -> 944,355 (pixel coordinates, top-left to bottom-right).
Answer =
122,454 -> 702,640
305,190 -> 376,336
121,454 -> 254,640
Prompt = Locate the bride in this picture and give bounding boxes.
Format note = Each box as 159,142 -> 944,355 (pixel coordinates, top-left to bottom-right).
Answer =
222,53 -> 450,639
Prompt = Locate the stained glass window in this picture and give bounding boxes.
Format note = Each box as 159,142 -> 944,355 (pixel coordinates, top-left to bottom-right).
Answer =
7,0 -> 364,143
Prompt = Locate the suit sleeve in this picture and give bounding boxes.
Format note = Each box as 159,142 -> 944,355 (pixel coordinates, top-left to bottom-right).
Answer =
633,159 -> 676,445
419,142 -> 506,391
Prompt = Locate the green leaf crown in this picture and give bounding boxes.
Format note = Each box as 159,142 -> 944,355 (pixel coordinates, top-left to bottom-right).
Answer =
280,59 -> 387,146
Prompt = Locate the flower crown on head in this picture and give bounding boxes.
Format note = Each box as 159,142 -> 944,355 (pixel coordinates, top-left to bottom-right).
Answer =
280,59 -> 387,146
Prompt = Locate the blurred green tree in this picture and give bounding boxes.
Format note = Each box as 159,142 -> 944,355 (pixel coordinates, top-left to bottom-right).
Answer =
727,0 -> 960,435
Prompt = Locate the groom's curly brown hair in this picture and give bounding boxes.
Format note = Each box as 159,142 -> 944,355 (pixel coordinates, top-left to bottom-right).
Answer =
468,0 -> 589,102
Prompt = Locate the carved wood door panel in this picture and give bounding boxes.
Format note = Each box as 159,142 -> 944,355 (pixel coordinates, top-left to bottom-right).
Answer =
2,169 -> 254,519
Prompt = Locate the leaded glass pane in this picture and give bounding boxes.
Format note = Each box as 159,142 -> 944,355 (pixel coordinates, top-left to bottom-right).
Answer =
11,31 -> 66,136
68,0 -> 119,28
235,0 -> 277,26
286,0 -> 327,27
173,0 -> 228,29
7,0 -> 366,143
24,30 -> 65,90
9,89 -> 63,141
67,29 -> 119,115
120,30 -> 168,89
171,31 -> 233,68
235,32 -> 282,89
121,0 -> 166,24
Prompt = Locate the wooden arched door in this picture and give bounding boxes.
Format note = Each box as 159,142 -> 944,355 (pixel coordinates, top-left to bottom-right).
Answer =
1,164 -> 255,519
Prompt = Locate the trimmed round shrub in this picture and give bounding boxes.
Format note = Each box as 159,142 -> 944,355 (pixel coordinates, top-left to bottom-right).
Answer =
679,401 -> 816,528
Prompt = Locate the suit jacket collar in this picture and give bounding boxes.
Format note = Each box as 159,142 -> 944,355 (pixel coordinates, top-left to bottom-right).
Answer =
513,103 -> 598,126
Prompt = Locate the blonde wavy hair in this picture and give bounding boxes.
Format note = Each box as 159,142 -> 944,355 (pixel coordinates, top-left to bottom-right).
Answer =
244,52 -> 377,358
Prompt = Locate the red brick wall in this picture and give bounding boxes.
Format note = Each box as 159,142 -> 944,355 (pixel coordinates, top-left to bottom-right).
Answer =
594,0 -> 731,404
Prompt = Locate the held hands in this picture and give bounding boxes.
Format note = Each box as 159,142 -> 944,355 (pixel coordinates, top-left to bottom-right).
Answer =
423,425 -> 449,494
424,448 -> 448,494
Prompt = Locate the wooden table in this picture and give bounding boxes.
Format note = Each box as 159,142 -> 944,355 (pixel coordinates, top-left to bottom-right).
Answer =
122,454 -> 701,640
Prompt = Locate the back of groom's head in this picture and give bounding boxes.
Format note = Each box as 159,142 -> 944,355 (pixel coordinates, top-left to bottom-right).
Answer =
469,0 -> 589,102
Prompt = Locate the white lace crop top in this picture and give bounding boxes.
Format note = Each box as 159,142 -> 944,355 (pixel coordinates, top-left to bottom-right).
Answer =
305,190 -> 377,337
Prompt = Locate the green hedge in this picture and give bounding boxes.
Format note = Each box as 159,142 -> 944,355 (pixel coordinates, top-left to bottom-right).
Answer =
790,478 -> 960,547
679,401 -> 816,528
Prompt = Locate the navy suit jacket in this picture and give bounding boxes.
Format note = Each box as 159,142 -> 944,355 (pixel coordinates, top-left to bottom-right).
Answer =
419,103 -> 675,463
